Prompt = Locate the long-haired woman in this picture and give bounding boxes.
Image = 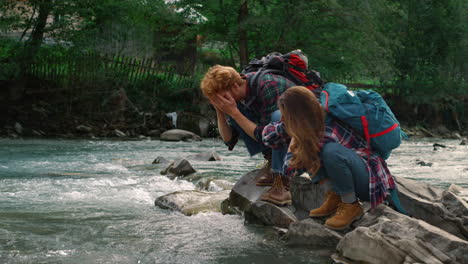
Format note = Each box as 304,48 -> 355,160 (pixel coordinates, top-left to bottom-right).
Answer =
262,86 -> 397,230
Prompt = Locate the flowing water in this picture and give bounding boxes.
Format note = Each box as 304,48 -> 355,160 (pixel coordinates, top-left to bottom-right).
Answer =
0,137 -> 467,264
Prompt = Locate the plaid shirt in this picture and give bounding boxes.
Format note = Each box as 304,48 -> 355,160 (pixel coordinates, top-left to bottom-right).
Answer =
225,72 -> 296,150
262,118 -> 396,209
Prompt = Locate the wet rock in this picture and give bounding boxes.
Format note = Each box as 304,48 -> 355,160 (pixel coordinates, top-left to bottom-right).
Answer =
196,178 -> 234,191
290,173 -> 326,220
286,218 -> 343,248
416,160 -> 433,167
227,170 -> 327,227
250,201 -> 297,228
152,156 -> 171,165
186,151 -> 222,161
220,198 -> 242,215
460,139 -> 467,145
160,161 -> 175,175
76,125 -> 92,133
395,176 -> 468,239
154,190 -> 230,216
433,143 -> 447,150
14,122 -> 23,134
160,129 -> 202,142
163,159 -> 196,178
336,205 -> 468,264
228,169 -> 270,212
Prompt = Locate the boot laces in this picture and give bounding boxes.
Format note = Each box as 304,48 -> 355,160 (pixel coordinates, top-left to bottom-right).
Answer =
335,203 -> 347,216
273,174 -> 282,189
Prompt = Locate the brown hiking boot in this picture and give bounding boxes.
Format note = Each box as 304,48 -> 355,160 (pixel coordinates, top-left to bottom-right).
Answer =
256,159 -> 274,186
309,190 -> 341,217
324,201 -> 364,231
260,174 -> 291,206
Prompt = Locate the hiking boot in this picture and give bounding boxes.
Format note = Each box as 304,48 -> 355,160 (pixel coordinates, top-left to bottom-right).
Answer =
260,174 -> 291,206
309,191 -> 341,217
324,201 -> 364,231
256,173 -> 275,186
256,159 -> 273,186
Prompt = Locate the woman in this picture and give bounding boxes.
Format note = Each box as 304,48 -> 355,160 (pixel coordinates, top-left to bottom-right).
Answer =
262,86 -> 397,230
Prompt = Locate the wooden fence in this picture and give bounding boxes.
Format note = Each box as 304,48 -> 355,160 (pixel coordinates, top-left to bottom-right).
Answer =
25,52 -> 195,95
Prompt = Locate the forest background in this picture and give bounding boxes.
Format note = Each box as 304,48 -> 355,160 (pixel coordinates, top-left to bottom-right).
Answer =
0,0 -> 467,138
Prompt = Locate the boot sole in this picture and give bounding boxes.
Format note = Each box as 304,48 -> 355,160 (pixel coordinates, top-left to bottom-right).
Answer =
261,197 -> 291,206
256,182 -> 273,187
309,210 -> 336,218
324,211 -> 364,231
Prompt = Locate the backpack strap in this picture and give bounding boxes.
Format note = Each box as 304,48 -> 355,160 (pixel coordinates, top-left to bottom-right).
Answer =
243,68 -> 283,109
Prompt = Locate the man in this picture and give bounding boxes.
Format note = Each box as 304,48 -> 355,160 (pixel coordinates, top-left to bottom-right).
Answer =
200,65 -> 296,206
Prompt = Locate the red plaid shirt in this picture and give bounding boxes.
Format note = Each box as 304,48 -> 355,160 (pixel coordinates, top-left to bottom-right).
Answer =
225,72 -> 296,150
262,119 -> 396,208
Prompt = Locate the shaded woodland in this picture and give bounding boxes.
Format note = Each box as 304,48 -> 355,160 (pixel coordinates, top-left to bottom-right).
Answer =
0,0 -> 467,137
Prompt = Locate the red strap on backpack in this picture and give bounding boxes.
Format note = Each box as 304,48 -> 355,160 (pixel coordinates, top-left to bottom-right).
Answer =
288,54 -> 320,90
360,116 -> 371,157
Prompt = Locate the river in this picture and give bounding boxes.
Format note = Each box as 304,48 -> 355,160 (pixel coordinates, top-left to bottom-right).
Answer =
0,137 -> 467,263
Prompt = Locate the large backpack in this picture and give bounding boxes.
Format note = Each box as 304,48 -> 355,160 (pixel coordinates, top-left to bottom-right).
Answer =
241,50 -> 324,100
320,82 -> 406,159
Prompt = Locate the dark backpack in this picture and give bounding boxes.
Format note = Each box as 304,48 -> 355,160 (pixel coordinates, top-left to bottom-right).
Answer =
241,50 -> 324,100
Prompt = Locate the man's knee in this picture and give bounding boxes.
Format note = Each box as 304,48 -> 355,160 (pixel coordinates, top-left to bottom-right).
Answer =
270,110 -> 281,122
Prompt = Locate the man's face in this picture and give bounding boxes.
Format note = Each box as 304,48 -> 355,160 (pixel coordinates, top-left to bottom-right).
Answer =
209,90 -> 233,102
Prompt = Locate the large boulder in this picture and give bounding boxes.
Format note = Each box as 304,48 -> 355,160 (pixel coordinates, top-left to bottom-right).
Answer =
154,190 -> 230,216
286,218 -> 343,248
395,176 -> 468,239
225,169 -> 297,227
290,173 -> 326,220
227,169 -> 271,212
250,201 -> 297,228
160,129 -> 202,142
336,205 -> 468,264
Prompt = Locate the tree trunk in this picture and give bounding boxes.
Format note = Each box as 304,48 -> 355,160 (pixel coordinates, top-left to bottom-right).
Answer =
13,0 -> 52,100
238,0 -> 249,68
27,0 -> 52,57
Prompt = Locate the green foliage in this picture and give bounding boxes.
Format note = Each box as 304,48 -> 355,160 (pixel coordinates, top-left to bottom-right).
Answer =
0,37 -> 22,79
1,0 -> 467,128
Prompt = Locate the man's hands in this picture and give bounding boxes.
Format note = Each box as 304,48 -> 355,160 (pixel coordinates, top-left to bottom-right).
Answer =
209,93 -> 239,117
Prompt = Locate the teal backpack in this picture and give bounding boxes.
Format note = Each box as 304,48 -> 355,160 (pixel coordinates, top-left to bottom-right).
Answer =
320,83 -> 407,159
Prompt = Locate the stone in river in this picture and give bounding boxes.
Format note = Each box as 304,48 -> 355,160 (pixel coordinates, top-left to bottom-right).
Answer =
160,129 -> 202,142
155,190 -> 230,216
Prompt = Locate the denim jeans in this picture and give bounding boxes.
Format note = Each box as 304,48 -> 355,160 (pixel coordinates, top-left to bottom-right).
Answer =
230,106 -> 288,173
313,142 -> 370,202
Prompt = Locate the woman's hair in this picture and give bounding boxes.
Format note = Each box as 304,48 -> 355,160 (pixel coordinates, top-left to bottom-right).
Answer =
278,86 -> 325,175
200,65 -> 244,97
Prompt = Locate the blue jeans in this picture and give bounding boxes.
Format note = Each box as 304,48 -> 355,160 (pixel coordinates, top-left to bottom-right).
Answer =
313,142 -> 370,202
230,107 -> 288,173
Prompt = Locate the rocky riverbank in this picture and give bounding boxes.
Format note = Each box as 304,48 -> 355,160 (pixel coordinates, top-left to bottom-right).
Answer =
0,103 -> 466,141
150,149 -> 468,264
